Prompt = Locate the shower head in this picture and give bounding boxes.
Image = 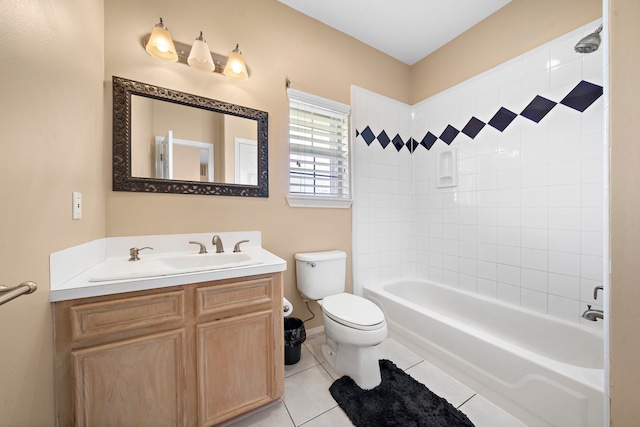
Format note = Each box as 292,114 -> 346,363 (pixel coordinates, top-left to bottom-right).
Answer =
574,24 -> 603,54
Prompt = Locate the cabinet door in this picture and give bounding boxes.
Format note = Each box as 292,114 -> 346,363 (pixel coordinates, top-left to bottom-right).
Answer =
72,329 -> 187,427
197,310 -> 275,427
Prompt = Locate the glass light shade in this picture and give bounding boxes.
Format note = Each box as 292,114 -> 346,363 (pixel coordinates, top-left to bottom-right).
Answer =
187,33 -> 215,72
145,19 -> 178,62
223,44 -> 248,79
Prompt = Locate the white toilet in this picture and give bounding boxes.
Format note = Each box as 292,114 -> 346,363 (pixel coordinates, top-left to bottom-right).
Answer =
295,250 -> 387,389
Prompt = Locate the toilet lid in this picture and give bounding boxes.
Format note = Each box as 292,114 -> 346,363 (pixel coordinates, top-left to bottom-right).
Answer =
322,293 -> 385,331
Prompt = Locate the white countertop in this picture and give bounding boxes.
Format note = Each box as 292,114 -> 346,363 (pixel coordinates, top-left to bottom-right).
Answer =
49,232 -> 286,302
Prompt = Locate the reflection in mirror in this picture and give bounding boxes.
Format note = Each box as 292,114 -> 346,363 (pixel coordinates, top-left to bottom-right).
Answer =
112,76 -> 268,197
130,96 -> 258,184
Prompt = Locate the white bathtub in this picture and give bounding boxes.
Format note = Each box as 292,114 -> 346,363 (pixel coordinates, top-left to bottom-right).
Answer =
363,279 -> 604,427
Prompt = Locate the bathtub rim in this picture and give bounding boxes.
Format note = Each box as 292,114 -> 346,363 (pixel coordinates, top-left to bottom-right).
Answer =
363,278 -> 605,390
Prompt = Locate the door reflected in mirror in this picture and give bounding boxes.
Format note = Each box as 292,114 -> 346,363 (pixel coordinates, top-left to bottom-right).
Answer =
131,95 -> 258,184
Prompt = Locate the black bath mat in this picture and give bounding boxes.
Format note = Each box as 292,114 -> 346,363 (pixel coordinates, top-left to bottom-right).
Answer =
329,359 -> 475,427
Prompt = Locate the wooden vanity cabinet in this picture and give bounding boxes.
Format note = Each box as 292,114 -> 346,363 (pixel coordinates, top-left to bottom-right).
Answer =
53,273 -> 284,427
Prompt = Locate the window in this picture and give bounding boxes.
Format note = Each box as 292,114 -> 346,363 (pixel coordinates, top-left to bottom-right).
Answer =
287,88 -> 351,208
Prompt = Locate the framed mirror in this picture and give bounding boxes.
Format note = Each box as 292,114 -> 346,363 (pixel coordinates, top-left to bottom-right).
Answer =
112,76 -> 268,197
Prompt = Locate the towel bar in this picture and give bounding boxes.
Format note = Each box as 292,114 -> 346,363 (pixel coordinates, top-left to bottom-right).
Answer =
0,281 -> 37,306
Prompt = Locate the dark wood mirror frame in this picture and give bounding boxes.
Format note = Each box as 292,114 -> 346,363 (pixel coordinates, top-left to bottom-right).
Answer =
112,76 -> 269,197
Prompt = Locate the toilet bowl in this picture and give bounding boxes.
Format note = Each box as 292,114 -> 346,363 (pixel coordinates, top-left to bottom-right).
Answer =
295,251 -> 387,389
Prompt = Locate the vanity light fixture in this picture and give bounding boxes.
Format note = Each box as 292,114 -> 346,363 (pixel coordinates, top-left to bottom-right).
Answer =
143,18 -> 249,79
223,44 -> 249,80
144,18 -> 178,62
187,31 -> 215,72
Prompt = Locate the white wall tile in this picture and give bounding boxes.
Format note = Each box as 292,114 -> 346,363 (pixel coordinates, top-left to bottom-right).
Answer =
550,58 -> 583,90
522,47 -> 550,78
521,227 -> 548,250
498,264 -> 520,286
497,226 -> 521,247
581,231 -> 603,256
352,22 -> 604,324
548,207 -> 580,230
521,248 -> 549,271
548,229 -> 580,253
521,288 -> 548,313
497,283 -> 521,305
549,251 -> 581,276
548,273 -> 580,299
521,208 -> 549,229
459,274 -> 477,293
581,254 -> 604,281
548,294 -> 580,322
521,268 -> 548,293
498,245 -> 520,267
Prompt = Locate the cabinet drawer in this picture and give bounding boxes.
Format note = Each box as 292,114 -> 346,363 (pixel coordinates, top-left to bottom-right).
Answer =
196,277 -> 273,318
70,291 -> 185,341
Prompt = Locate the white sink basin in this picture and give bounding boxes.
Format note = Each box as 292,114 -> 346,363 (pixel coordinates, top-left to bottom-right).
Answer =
159,252 -> 256,270
89,251 -> 263,282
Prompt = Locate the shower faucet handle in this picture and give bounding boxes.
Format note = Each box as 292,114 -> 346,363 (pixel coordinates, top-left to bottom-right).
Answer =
593,286 -> 604,300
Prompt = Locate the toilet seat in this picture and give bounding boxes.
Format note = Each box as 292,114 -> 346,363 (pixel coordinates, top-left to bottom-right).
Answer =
322,293 -> 385,331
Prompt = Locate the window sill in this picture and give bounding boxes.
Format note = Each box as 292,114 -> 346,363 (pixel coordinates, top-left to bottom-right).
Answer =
286,195 -> 352,209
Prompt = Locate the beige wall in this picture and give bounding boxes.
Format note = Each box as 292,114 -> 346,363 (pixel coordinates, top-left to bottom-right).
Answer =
0,0 -> 105,425
104,0 -> 410,333
410,0 -> 602,103
608,0 -> 640,424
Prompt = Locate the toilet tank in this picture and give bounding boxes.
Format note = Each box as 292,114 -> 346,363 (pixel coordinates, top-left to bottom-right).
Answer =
295,250 -> 346,300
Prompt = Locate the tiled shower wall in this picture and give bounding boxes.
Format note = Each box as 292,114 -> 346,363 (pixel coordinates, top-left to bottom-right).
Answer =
352,20 -> 605,325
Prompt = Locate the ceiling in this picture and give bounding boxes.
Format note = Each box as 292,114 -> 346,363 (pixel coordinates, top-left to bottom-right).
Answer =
278,0 -> 512,65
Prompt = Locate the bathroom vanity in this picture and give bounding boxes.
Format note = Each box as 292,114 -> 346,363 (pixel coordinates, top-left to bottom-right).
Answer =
51,232 -> 286,427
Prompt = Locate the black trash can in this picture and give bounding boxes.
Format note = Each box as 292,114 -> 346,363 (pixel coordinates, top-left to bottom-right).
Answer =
284,317 -> 306,365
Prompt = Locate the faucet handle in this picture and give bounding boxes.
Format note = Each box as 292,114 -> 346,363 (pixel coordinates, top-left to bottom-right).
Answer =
233,240 -> 249,253
594,286 -> 604,300
129,246 -> 153,261
189,241 -> 208,254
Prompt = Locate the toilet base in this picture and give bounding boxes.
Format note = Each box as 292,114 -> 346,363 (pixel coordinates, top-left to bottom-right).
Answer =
322,338 -> 382,390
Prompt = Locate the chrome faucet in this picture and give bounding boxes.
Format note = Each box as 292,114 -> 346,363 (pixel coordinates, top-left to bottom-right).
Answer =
189,241 -> 208,254
212,235 -> 224,253
582,305 -> 604,321
129,246 -> 153,261
233,240 -> 249,253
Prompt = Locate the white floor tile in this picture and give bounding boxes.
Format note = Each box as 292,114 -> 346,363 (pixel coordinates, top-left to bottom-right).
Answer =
459,394 -> 528,427
300,406 -> 354,427
283,365 -> 338,426
285,345 -> 319,378
405,360 -> 476,408
226,401 -> 295,427
272,333 -> 532,427
377,337 -> 423,370
303,334 -> 327,363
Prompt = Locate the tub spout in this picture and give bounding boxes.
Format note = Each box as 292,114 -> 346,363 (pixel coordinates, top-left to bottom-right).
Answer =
582,305 -> 604,321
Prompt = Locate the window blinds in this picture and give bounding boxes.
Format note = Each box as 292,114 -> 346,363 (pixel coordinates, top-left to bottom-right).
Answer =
288,89 -> 350,198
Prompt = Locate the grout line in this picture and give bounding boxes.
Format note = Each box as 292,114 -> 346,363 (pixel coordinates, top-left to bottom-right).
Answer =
296,406 -> 345,427
318,361 -> 339,381
281,400 -> 297,427
285,363 -> 323,379
403,359 -> 425,371
456,393 -> 476,409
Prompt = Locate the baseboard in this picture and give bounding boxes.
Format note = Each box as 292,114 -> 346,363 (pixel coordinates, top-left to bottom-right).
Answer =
305,325 -> 325,338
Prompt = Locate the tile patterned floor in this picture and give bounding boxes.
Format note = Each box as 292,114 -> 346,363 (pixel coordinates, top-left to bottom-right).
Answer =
228,334 -> 528,427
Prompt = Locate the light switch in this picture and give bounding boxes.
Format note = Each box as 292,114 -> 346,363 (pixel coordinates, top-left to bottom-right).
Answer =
72,192 -> 82,220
